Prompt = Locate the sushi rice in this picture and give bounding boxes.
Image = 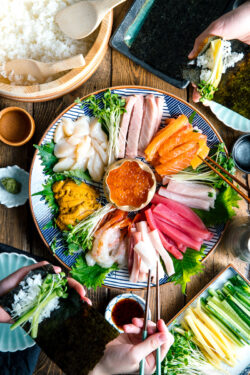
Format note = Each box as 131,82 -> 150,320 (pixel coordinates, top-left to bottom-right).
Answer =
11,274 -> 60,324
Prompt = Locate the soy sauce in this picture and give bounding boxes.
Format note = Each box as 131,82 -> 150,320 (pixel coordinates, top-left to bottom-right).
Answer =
111,299 -> 144,330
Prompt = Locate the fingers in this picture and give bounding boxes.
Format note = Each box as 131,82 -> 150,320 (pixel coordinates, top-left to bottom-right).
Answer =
124,319 -> 157,335
192,87 -> 201,103
132,331 -> 169,360
160,330 -> 174,360
67,277 -> 92,306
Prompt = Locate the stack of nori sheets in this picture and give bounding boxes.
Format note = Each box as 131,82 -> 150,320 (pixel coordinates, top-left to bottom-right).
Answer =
0,265 -> 119,375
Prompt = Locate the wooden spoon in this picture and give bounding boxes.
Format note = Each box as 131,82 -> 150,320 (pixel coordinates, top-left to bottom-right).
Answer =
4,54 -> 85,82
56,0 -> 126,39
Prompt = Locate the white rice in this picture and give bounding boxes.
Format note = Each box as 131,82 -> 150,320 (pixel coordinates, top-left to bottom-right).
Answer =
0,0 -> 97,84
11,274 -> 60,324
197,40 -> 244,82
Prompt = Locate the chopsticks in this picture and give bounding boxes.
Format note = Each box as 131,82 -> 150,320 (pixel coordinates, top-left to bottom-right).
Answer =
139,264 -> 161,375
139,269 -> 152,375
198,155 -> 250,203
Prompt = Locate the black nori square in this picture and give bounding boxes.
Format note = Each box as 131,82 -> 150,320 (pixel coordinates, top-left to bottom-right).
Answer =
0,265 -> 119,375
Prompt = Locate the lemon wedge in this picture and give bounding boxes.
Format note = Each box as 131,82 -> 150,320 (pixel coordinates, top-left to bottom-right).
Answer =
208,39 -> 223,88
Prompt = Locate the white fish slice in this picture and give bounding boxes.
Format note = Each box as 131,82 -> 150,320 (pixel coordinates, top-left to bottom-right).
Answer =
75,136 -> 92,160
62,118 -> 75,137
73,116 -> 90,137
67,135 -> 82,146
90,118 -> 108,143
54,122 -> 65,144
92,139 -> 108,164
71,158 -> 88,171
54,140 -> 75,158
53,157 -> 75,172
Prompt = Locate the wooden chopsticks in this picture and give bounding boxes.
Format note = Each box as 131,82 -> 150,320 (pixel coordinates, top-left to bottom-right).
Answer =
139,264 -> 161,375
199,155 -> 250,203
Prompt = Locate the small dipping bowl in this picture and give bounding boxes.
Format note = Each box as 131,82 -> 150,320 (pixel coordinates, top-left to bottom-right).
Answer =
105,293 -> 151,333
232,134 -> 250,173
0,107 -> 35,146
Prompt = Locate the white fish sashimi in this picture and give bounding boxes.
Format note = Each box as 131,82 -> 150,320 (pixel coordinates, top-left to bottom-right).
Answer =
67,135 -> 82,146
62,118 -> 74,137
134,241 -> 157,269
75,136 -> 92,160
54,140 -> 75,158
89,153 -> 104,182
148,230 -> 175,276
167,180 -> 216,201
90,118 -> 108,143
54,122 -> 65,143
158,188 -> 211,211
100,141 -> 108,150
53,157 -> 75,172
73,116 -> 90,137
92,139 -> 108,164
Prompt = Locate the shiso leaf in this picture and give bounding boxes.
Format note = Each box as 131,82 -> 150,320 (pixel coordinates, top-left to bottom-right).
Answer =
34,141 -> 58,176
71,255 -> 118,290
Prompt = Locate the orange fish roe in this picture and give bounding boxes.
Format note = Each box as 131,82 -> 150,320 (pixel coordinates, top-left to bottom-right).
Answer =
107,161 -> 154,207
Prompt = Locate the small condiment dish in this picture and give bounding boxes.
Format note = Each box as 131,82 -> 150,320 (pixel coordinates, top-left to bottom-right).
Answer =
232,134 -> 250,174
105,293 -> 151,333
0,107 -> 35,147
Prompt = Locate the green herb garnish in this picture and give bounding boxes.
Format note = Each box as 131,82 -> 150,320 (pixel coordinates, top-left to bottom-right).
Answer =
188,111 -> 196,124
71,255 -> 118,290
197,80 -> 218,102
34,141 -> 58,176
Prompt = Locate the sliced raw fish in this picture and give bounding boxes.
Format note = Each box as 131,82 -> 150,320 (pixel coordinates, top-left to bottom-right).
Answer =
54,140 -> 75,158
76,136 -> 92,160
71,158 -> 88,171
167,180 -> 216,201
62,117 -> 75,137
158,125 -> 192,156
53,157 -> 75,172
148,230 -> 175,276
67,135 -> 82,146
159,141 -> 199,163
155,96 -> 164,134
54,122 -> 65,143
118,96 -> 137,158
126,95 -> 144,158
158,188 -> 211,211
138,94 -> 158,155
134,241 -> 157,269
92,139 -> 108,164
89,153 -> 104,182
90,118 -> 107,143
130,252 -> 140,283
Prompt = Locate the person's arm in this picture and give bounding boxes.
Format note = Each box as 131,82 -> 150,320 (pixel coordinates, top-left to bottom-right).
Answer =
89,318 -> 174,375
0,261 -> 91,323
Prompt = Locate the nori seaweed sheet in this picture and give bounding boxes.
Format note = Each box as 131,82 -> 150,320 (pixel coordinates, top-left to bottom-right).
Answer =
130,0 -> 232,81
0,265 -> 119,375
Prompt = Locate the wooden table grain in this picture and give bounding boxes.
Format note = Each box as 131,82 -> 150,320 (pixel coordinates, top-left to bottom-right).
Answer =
0,2 -> 249,374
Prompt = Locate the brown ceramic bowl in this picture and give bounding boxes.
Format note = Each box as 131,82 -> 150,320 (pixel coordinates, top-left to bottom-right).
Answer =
0,107 -> 35,146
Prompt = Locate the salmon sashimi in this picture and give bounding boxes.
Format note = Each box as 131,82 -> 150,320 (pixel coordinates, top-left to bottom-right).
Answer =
145,115 -> 188,161
155,143 -> 199,176
180,131 -> 207,145
159,141 -> 199,164
158,124 -> 193,156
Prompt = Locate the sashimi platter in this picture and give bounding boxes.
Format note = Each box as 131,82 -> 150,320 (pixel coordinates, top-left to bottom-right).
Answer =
30,87 -> 241,291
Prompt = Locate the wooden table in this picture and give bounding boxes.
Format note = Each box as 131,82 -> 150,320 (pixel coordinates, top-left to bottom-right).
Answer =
0,2 -> 249,374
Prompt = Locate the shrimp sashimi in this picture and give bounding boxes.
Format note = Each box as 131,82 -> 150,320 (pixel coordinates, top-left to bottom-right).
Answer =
155,144 -> 199,176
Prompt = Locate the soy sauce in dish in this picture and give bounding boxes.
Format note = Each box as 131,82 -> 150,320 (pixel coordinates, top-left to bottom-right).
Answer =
111,299 -> 144,330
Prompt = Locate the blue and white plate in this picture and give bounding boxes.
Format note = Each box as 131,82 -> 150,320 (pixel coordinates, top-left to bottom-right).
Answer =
168,265 -> 250,375
0,252 -> 36,352
208,101 -> 250,132
30,86 -> 226,290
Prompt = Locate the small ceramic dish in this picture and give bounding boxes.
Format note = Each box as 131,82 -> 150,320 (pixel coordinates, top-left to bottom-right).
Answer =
105,293 -> 151,333
232,134 -> 250,174
0,165 -> 29,207
0,107 -> 35,146
103,158 -> 156,212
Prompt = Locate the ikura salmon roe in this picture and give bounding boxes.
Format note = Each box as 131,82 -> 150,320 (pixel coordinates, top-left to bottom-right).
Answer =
107,161 -> 154,207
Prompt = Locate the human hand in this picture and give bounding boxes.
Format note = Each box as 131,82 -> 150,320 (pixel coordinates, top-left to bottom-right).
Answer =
189,1 -> 250,102
0,260 -> 91,323
90,318 -> 174,375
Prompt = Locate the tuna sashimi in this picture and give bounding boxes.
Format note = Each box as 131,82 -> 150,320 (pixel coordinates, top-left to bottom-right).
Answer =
118,96 -> 137,158
145,208 -> 183,259
158,125 -> 192,156
145,115 -> 189,161
158,188 -> 211,211
148,230 -> 175,276
152,194 -> 211,234
153,203 -> 211,240
167,180 -> 216,201
155,143 -> 199,176
155,96 -> 164,134
138,95 -> 159,155
126,95 -> 144,158
154,217 -> 202,251
159,141 -> 199,163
